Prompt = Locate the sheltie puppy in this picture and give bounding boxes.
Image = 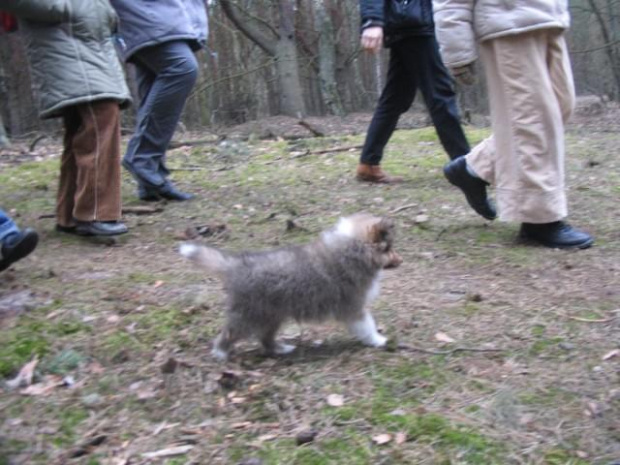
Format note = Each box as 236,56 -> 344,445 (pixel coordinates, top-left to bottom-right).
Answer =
180,213 -> 402,361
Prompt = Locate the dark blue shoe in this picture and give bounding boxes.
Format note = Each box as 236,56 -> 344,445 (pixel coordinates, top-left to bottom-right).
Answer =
444,157 -> 497,220
158,184 -> 194,201
137,185 -> 161,202
519,221 -> 593,249
57,222 -> 128,237
0,228 -> 38,272
137,183 -> 193,202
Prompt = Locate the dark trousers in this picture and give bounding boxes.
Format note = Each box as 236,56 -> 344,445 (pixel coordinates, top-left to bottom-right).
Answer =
360,35 -> 470,165
124,40 -> 198,188
58,101 -> 122,227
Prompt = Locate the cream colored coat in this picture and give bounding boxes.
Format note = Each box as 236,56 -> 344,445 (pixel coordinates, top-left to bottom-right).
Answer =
432,0 -> 570,68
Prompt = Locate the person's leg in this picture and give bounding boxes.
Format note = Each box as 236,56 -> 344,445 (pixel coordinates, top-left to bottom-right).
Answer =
357,42 -> 415,183
123,65 -> 157,194
440,41 -> 498,220
469,31 -> 590,247
517,31 -> 591,248
62,100 -> 127,236
480,31 -> 567,223
548,31 -> 576,133
0,209 -> 20,243
56,107 -> 81,228
413,36 -> 470,160
0,209 -> 38,272
123,40 -> 198,199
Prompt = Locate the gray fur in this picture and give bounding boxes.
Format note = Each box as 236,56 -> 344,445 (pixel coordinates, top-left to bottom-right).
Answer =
181,214 -> 401,360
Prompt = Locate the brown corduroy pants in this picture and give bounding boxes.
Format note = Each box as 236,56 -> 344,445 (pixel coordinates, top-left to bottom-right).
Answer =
57,100 -> 122,227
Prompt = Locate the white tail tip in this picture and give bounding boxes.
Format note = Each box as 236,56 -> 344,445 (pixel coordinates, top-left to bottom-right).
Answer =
179,243 -> 198,258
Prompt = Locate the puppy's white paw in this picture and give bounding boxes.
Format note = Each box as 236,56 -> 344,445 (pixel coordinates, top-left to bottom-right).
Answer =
365,334 -> 387,348
179,243 -> 198,258
212,347 -> 229,361
273,343 -> 296,355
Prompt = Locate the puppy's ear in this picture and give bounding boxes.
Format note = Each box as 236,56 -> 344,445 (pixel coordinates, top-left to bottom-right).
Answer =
370,218 -> 394,239
370,218 -> 395,250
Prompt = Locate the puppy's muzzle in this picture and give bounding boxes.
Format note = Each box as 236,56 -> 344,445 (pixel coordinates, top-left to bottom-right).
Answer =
382,250 -> 403,269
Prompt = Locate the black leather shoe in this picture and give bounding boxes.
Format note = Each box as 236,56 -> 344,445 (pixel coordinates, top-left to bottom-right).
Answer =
56,224 -> 76,234
157,184 -> 194,201
137,182 -> 193,202
74,221 -> 128,237
0,228 -> 38,272
137,185 -> 161,202
519,221 -> 593,249
444,157 -> 497,220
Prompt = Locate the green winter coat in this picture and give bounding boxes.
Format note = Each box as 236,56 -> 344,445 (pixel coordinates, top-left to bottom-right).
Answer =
3,0 -> 131,119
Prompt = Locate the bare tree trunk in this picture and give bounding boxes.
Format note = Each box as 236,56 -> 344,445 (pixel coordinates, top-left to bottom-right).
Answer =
276,0 -> 306,117
0,59 -> 9,147
587,0 -> 620,100
314,0 -> 344,116
374,53 -> 383,97
220,0 -> 306,117
0,112 -> 9,148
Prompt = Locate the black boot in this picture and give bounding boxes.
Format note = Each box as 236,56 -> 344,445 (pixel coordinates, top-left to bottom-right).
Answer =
519,221 -> 593,249
137,185 -> 161,202
157,183 -> 194,201
57,221 -> 128,237
443,157 -> 497,220
138,183 -> 193,202
0,228 -> 39,272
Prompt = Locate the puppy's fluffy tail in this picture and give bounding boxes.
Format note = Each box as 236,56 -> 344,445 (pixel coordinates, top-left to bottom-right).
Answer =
179,243 -> 231,276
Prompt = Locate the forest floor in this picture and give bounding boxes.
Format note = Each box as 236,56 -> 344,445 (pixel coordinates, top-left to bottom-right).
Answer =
0,109 -> 619,465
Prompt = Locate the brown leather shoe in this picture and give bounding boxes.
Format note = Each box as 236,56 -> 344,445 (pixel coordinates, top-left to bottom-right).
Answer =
356,163 -> 403,184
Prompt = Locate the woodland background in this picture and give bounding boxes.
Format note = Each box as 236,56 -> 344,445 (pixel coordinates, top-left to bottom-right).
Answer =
0,0 -> 619,145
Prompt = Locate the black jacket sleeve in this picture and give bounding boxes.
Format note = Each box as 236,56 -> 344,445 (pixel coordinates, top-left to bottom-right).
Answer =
359,0 -> 385,27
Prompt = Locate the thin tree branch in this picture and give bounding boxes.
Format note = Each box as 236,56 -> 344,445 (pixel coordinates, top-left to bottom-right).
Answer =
191,60 -> 275,96
220,0 -> 277,56
570,39 -> 620,54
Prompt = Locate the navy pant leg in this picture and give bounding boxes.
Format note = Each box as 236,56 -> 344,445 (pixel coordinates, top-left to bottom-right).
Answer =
403,36 -> 470,160
0,209 -> 19,244
124,40 -> 199,188
360,46 -> 416,165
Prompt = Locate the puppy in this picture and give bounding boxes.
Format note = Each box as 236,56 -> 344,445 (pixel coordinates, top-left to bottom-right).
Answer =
180,213 -> 402,361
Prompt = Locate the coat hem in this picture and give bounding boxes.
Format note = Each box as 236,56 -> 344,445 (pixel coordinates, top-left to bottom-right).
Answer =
40,95 -> 131,120
123,35 -> 204,62
478,23 -> 566,43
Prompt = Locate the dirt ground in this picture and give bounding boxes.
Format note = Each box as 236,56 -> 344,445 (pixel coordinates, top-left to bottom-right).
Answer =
0,109 -> 619,465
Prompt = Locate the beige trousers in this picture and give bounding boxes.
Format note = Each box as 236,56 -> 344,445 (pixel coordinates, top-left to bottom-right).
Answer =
466,29 -> 575,223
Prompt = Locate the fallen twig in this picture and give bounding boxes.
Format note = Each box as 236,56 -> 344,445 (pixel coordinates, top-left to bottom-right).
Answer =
390,203 -> 418,214
558,312 -> 616,323
312,144 -> 363,155
397,343 -> 503,356
290,144 -> 363,159
168,166 -> 208,171
298,120 -> 325,137
168,137 -> 222,149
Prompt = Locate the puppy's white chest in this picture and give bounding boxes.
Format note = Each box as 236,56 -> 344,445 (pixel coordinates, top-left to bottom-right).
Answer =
364,274 -> 382,306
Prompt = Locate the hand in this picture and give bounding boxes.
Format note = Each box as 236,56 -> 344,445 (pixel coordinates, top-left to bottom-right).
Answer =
361,26 -> 383,54
451,63 -> 476,86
